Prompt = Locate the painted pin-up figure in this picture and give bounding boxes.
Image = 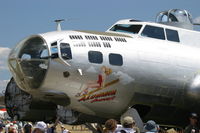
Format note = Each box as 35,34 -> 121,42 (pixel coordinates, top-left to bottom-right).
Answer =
76,66 -> 112,97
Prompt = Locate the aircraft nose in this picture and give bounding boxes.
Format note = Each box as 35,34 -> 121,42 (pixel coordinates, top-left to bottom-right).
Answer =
8,36 -> 49,90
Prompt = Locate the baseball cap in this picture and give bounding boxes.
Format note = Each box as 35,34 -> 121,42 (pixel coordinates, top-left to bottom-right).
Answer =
121,116 -> 135,125
34,121 -> 47,131
61,125 -> 65,128
190,113 -> 198,119
144,120 -> 158,132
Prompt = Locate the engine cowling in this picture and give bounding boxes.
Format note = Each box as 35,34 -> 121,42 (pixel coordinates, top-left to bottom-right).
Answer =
5,78 -> 57,122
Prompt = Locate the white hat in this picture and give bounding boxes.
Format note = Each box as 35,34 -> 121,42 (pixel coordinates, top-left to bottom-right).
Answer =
61,125 -> 65,128
121,116 -> 135,125
35,121 -> 47,131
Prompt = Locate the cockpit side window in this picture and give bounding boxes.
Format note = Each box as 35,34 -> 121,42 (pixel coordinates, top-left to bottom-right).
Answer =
141,25 -> 165,40
60,43 -> 72,60
110,24 -> 142,34
166,29 -> 180,42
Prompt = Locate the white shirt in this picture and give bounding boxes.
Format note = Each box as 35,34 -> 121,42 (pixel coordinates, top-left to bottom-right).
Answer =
115,127 -> 136,133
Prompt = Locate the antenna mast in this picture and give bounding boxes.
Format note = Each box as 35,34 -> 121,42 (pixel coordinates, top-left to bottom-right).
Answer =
54,19 -> 65,31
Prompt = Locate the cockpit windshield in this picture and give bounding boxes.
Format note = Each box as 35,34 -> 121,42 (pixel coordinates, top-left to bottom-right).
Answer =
110,24 -> 142,34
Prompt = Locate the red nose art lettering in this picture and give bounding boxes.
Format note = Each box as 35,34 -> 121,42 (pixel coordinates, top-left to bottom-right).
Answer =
90,96 -> 116,103
78,90 -> 117,103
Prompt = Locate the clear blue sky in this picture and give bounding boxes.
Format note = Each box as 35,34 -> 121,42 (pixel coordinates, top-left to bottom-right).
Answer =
0,0 -> 200,92
0,0 -> 200,47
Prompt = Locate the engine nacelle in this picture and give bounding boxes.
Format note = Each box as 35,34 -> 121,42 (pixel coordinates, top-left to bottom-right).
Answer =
5,78 -> 57,122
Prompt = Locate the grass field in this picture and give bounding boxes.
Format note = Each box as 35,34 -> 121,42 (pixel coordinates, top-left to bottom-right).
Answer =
56,124 -> 92,133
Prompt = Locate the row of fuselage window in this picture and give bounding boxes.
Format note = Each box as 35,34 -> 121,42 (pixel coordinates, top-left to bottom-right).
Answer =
88,51 -> 123,66
52,43 -> 122,66
63,49 -> 123,66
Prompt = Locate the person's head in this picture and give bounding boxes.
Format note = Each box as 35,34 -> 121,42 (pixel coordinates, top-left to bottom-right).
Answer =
8,126 -> 18,133
33,121 -> 47,133
60,125 -> 65,131
24,122 -> 32,133
46,124 -> 50,128
189,113 -> 198,125
104,119 -> 117,132
144,120 -> 158,133
121,116 -> 135,128
12,121 -> 17,124
167,128 -> 177,133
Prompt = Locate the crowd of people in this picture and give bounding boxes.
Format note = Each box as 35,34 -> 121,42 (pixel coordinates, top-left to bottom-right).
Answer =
0,120 -> 71,133
0,112 -> 199,133
102,113 -> 200,133
103,116 -> 155,133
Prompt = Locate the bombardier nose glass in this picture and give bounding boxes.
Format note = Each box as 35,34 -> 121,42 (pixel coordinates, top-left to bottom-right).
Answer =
9,36 -> 49,89
18,37 -> 49,89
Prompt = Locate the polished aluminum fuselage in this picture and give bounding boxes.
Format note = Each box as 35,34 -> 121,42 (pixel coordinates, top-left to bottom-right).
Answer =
8,21 -> 200,125
39,30 -> 200,117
